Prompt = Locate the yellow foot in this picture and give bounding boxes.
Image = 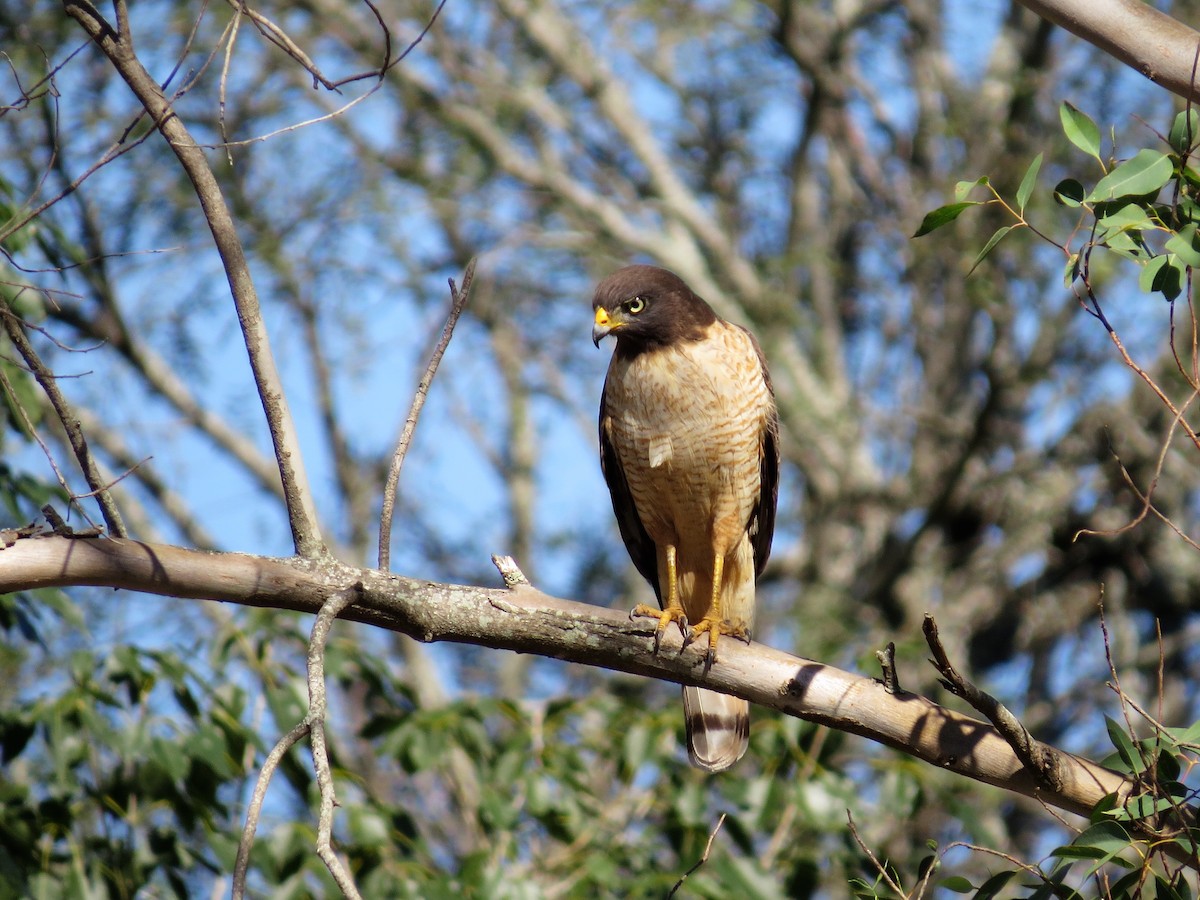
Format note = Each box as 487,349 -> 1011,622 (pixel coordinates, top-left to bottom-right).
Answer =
685,617 -> 752,669
630,603 -> 690,652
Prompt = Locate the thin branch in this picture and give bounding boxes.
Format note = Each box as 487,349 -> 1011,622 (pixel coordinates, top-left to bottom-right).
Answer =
231,583 -> 364,896
846,810 -> 908,899
0,299 -> 124,534
232,720 -> 310,900
63,0 -> 324,557
1073,417 -> 1200,552
66,400 -> 219,549
202,0 -> 446,152
667,813 -> 726,898
378,259 -> 475,570
923,614 -> 1065,792
307,584 -> 365,899
0,359 -> 88,520
1076,276 -> 1200,453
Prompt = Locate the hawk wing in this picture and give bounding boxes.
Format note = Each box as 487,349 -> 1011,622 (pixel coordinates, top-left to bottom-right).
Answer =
598,381 -> 661,603
744,325 -> 780,578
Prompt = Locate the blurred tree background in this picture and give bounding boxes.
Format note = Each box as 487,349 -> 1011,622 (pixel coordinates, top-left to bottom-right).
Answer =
1,0 -> 1199,896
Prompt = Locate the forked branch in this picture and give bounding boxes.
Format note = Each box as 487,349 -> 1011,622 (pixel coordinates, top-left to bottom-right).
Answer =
63,0 -> 324,556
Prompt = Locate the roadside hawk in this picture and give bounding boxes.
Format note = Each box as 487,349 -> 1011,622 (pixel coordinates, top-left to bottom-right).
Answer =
592,265 -> 780,772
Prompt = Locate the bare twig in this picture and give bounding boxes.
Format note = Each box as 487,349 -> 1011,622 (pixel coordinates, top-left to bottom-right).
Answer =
66,400 -> 219,548
378,259 -> 476,570
0,358 -> 86,518
846,810 -> 908,899
308,584 -> 365,899
923,614 -> 1065,792
667,813 -> 726,898
231,582 -> 364,898
876,641 -> 901,694
232,720 -> 310,900
206,0 -> 447,153
491,553 -> 531,588
1073,409 -> 1200,552
64,0 -> 325,557
0,299 -> 124,534
1076,276 -> 1200,453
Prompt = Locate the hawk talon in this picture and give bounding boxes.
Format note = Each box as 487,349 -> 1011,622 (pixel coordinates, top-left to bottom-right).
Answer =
630,603 -> 690,653
684,617 -> 749,664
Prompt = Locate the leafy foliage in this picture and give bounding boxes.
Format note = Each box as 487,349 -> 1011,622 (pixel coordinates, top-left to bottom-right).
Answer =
918,104 -> 1200,304
3,1 -> 1200,897
927,715 -> 1200,899
914,97 -> 1200,900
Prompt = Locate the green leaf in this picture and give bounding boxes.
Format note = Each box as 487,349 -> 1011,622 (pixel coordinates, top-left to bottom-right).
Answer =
1152,744 -> 1182,781
974,870 -> 1017,899
938,875 -> 975,893
914,201 -> 981,237
1167,720 -> 1200,747
1154,872 -> 1192,900
967,225 -> 1013,275
1101,228 -> 1146,259
1105,715 -> 1142,773
1088,149 -> 1174,202
1166,222 -> 1200,267
1116,792 -> 1180,821
1095,199 -> 1154,232
1053,178 -> 1085,207
1140,254 -> 1171,293
1063,252 -> 1081,287
1060,102 -> 1101,158
955,177 -> 989,201
1051,820 -> 1141,872
1016,153 -> 1043,212
1157,255 -> 1186,300
1170,108 -> 1200,154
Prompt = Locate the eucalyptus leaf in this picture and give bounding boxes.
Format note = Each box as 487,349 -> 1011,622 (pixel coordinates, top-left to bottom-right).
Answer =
1060,101 -> 1100,157
967,225 -> 1013,275
1016,153 -> 1043,212
1170,108 -> 1200,154
1165,222 -> 1200,267
1088,149 -> 1174,202
954,176 -> 989,201
914,201 -> 981,237
1053,178 -> 1084,207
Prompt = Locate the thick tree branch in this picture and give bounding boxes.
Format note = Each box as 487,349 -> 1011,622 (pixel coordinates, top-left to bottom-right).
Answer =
0,532 -> 1145,827
1019,0 -> 1200,102
62,0 -> 324,556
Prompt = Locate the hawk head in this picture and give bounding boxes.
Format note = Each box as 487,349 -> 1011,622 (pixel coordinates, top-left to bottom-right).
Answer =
591,265 -> 718,352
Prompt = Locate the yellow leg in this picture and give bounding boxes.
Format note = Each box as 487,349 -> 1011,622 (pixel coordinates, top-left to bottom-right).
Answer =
631,544 -> 689,651
687,554 -> 750,669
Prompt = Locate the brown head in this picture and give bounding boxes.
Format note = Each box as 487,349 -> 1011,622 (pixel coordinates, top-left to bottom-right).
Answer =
591,265 -> 718,354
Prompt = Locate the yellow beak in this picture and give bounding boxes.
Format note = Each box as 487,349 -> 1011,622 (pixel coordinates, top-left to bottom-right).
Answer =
592,307 -> 622,346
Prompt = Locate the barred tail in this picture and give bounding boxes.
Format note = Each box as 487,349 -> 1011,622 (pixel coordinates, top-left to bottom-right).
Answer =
682,686 -> 749,772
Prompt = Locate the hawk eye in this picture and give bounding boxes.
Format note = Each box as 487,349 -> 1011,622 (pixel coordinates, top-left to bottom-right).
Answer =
624,296 -> 646,314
